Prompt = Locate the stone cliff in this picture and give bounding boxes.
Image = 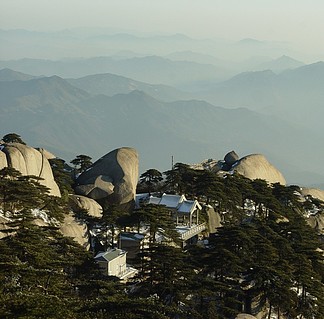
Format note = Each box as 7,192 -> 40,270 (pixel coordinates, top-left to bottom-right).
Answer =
0,142 -> 61,197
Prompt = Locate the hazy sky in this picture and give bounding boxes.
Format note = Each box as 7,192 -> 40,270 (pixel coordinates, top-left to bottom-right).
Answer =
1,0 -> 324,54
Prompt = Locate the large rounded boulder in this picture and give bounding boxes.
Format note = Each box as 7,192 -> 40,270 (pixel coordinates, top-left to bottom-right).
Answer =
75,147 -> 139,208
0,149 -> 8,169
0,143 -> 61,197
224,150 -> 239,166
69,194 -> 103,218
59,213 -> 89,249
233,154 -> 286,185
300,187 -> 324,202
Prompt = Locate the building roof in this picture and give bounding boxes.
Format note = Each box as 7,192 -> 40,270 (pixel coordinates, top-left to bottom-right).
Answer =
120,232 -> 145,242
158,194 -> 186,208
95,248 -> 126,262
135,193 -> 202,214
148,196 -> 161,205
177,200 -> 202,214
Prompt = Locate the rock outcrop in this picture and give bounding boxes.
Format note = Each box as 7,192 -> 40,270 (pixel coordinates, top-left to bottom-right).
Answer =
59,213 -> 89,248
233,154 -> 286,185
0,149 -> 8,169
235,314 -> 258,319
192,151 -> 285,185
75,147 -> 138,208
307,213 -> 324,234
206,206 -> 221,233
69,195 -> 103,218
300,188 -> 324,234
0,143 -> 61,197
300,187 -> 324,202
224,150 -> 239,166
37,147 -> 57,160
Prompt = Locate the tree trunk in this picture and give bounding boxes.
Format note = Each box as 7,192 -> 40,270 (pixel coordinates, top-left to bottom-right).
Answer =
267,302 -> 272,319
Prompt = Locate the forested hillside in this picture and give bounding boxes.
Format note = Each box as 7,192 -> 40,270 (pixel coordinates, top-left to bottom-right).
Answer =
1,146 -> 323,318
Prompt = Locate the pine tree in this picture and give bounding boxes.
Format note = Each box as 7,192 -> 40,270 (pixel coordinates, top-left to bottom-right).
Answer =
70,154 -> 92,177
139,168 -> 163,195
49,157 -> 74,202
2,133 -> 26,145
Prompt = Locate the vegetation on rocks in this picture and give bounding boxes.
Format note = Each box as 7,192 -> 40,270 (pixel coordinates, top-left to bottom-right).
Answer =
0,148 -> 323,318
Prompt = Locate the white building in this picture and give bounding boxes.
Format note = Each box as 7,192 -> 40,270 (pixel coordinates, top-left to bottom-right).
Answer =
135,193 -> 206,246
94,248 -> 137,280
136,193 -> 202,227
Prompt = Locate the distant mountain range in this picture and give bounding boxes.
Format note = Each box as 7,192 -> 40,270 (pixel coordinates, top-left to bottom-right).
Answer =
0,55 -> 228,87
0,29 -> 304,63
1,69 -> 323,187
197,61 -> 324,132
254,55 -> 304,72
67,73 -> 193,102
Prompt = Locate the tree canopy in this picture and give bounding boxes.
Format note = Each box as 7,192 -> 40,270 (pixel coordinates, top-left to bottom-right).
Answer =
2,133 -> 26,145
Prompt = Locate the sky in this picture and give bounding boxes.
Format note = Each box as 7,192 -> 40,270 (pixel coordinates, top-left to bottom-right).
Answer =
1,0 -> 324,58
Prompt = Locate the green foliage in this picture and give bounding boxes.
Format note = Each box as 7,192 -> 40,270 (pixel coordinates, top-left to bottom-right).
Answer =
163,163 -> 200,197
134,204 -> 180,244
0,167 -> 65,226
2,133 -> 26,145
1,159 -> 323,318
49,158 -> 74,202
138,168 -> 163,194
70,154 -> 92,176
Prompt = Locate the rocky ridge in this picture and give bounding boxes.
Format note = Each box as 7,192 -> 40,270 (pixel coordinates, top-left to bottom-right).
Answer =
191,150 -> 286,185
75,147 -> 139,209
0,142 -> 61,197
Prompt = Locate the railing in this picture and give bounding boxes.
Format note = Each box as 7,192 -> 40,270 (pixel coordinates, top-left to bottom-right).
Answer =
180,223 -> 206,241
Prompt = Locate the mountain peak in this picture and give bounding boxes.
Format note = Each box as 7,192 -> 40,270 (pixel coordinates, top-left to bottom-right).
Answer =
0,68 -> 37,81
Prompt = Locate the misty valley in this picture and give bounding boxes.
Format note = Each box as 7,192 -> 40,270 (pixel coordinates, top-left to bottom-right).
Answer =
0,27 -> 324,319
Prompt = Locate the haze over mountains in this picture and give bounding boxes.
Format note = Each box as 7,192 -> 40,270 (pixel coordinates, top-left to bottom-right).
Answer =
1,29 -> 323,188
1,66 -> 324,188
1,28 -> 310,63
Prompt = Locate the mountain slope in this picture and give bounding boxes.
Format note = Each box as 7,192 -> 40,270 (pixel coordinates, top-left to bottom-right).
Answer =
199,61 -> 324,132
1,76 -> 323,186
67,73 -> 193,102
0,68 -> 39,81
0,56 -> 227,87
0,75 -> 90,112
255,55 -> 305,72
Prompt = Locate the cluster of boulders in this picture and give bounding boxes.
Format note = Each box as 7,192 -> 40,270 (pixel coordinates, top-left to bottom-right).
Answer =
1,141 -> 323,245
0,142 -> 139,247
208,150 -> 287,185
74,147 -> 139,209
193,150 -> 324,235
191,150 -> 286,185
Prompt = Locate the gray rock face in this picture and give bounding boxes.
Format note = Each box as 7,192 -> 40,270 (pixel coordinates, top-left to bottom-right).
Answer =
224,150 -> 239,166
300,188 -> 324,234
206,206 -> 221,233
75,147 -> 139,207
307,213 -> 324,234
36,148 -> 57,160
0,143 -> 61,197
233,154 -> 286,185
59,213 -> 89,249
235,314 -> 258,319
0,150 -> 8,169
69,194 -> 103,218
300,188 -> 324,202
0,210 -> 90,247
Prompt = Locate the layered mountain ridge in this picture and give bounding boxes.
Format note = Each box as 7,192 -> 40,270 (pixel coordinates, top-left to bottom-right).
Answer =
1,68 -> 323,187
